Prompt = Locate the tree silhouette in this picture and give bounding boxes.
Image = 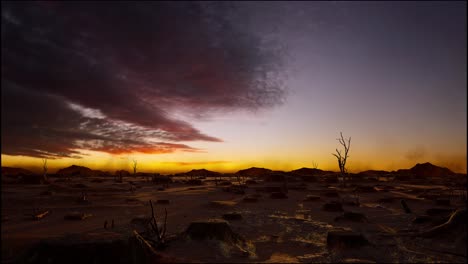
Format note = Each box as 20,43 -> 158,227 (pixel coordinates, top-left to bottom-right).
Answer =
42,158 -> 48,183
332,132 -> 351,187
312,161 -> 318,169
132,159 -> 138,176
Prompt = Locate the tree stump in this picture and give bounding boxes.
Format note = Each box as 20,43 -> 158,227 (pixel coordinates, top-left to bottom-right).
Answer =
184,219 -> 244,244
222,212 -> 242,221
304,195 -> 320,202
335,211 -> 368,223
156,199 -> 170,205
400,199 -> 412,214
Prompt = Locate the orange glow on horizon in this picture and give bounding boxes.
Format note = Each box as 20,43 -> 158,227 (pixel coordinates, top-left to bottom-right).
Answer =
2,148 -> 466,175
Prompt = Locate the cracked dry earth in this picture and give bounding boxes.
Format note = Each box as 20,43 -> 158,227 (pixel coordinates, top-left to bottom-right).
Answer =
2,177 -> 466,263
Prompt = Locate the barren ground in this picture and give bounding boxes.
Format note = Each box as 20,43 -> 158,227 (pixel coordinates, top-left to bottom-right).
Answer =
2,176 -> 466,263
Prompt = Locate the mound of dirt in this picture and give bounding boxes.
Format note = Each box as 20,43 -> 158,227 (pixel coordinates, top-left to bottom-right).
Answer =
378,197 -> 395,203
16,232 -> 130,264
242,195 -> 258,203
245,180 -> 257,184
40,190 -> 54,196
322,191 -> 340,197
18,174 -> 47,184
327,230 -> 370,250
156,199 -> 170,205
71,183 -> 88,189
222,212 -> 242,221
354,186 -> 377,193
270,192 -> 288,199
264,185 -> 285,193
342,258 -> 376,263
183,219 -> 244,244
419,209 -> 467,240
304,195 -> 320,201
218,181 -> 232,186
322,201 -> 343,212
411,215 -> 448,226
64,212 -> 92,221
435,199 -> 450,206
152,175 -> 173,184
186,179 -> 203,185
425,208 -> 456,217
16,231 -> 178,264
335,211 -> 368,223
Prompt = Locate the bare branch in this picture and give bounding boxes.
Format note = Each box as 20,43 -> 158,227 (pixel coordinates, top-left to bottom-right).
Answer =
311,161 -> 318,169
149,200 -> 161,239
41,158 -> 48,183
332,132 -> 351,187
161,208 -> 168,239
132,159 -> 138,175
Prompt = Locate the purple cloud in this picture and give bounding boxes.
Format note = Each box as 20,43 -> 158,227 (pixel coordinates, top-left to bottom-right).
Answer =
1,2 -> 286,158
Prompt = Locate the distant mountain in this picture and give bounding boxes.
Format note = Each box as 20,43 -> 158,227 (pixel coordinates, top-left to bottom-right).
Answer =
184,169 -> 220,177
237,167 -> 272,177
57,165 -> 101,177
409,162 -> 455,178
1,167 -> 34,176
289,167 -> 333,176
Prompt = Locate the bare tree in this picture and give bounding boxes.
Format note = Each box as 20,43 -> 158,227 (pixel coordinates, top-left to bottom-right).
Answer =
332,132 -> 351,187
42,158 -> 48,183
312,161 -> 318,169
149,200 -> 168,246
133,159 -> 138,176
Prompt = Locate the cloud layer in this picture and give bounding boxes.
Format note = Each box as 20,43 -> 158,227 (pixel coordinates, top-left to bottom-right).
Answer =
1,2 -> 286,158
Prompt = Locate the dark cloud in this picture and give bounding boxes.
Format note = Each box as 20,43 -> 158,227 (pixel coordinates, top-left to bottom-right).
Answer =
1,1 -> 286,158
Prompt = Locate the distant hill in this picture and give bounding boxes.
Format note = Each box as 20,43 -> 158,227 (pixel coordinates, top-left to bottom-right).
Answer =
1,167 -> 34,176
184,169 -> 220,177
237,167 -> 272,177
57,165 -> 104,177
409,162 -> 455,178
289,167 -> 333,176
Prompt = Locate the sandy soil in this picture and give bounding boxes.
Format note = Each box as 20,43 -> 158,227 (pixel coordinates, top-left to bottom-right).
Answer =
1,176 -> 466,263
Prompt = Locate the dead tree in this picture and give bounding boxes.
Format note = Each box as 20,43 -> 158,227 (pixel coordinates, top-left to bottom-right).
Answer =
133,159 -> 138,177
312,161 -> 318,169
42,158 -> 48,183
332,132 -> 351,187
148,200 -> 168,246
236,174 -> 242,186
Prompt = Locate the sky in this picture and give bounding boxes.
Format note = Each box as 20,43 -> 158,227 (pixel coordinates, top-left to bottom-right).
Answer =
1,1 -> 466,174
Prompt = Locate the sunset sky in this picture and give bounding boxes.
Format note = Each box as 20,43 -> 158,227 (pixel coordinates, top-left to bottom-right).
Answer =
1,2 -> 466,174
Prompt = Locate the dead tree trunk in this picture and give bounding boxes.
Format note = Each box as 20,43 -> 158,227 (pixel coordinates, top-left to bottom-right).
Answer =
312,161 -> 318,169
332,132 -> 351,187
148,200 -> 167,246
42,158 -> 48,184
133,159 -> 138,178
